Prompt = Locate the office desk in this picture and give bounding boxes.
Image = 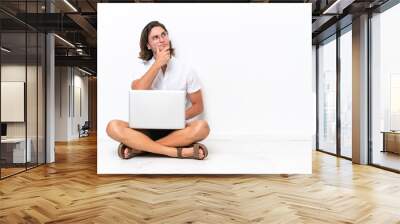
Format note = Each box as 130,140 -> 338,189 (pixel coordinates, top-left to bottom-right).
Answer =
381,131 -> 400,154
1,138 -> 32,163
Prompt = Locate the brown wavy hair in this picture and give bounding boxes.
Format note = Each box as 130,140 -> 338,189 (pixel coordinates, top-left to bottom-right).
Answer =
139,21 -> 175,61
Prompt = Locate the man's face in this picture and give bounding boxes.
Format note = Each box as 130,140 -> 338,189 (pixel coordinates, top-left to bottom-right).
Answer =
147,26 -> 170,52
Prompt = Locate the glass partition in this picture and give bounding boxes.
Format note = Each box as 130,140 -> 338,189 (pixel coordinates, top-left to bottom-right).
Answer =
0,1 -> 46,179
318,36 -> 337,155
1,31 -> 28,177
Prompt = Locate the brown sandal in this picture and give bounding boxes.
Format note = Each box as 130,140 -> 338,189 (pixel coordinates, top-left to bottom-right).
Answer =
176,143 -> 208,160
117,143 -> 144,159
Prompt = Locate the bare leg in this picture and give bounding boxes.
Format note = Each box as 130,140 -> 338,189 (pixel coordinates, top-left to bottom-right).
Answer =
106,120 -> 210,158
156,120 -> 210,147
106,120 -> 177,157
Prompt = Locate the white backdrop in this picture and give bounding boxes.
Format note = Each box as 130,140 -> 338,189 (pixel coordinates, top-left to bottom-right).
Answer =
97,3 -> 313,174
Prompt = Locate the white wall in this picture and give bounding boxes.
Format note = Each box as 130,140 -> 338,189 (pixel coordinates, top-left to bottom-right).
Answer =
98,3 -> 313,141
55,66 -> 69,141
1,64 -> 46,163
72,72 -> 89,137
55,67 -> 89,141
1,66 -> 26,139
1,65 -> 39,137
97,3 -> 312,174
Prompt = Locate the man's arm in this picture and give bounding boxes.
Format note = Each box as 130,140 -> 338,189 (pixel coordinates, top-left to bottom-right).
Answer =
131,62 -> 161,90
131,47 -> 170,90
186,90 -> 204,120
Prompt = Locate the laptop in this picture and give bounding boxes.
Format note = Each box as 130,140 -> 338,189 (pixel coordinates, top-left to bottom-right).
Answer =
129,90 -> 186,130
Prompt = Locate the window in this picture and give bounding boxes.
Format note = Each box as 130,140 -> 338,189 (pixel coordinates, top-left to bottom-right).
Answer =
318,36 -> 337,155
340,28 -> 352,158
371,3 -> 400,171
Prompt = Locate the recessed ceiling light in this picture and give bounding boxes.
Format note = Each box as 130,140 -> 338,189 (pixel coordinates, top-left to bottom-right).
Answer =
63,0 -> 78,12
1,47 -> 11,53
54,34 -> 75,48
322,0 -> 354,15
78,67 -> 93,76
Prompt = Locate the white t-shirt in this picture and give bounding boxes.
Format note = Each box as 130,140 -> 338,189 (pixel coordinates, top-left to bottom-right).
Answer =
133,56 -> 202,115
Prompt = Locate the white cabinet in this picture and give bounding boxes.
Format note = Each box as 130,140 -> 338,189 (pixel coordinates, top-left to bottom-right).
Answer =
1,138 -> 32,163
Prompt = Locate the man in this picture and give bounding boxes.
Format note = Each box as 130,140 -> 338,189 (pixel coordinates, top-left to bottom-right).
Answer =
106,21 -> 210,160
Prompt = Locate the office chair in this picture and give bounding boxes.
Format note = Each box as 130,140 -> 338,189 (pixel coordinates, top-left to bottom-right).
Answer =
79,121 -> 90,138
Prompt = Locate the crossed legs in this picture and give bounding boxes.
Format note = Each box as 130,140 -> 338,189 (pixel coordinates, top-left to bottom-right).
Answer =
106,120 -> 210,158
